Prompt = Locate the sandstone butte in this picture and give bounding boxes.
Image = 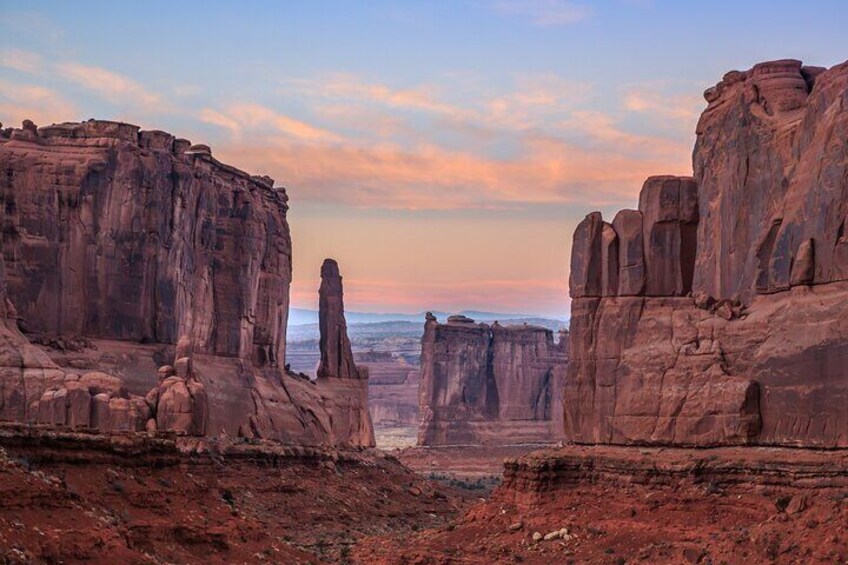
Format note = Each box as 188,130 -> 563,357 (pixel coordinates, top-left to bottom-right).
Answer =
0,119 -> 372,447
417,313 -> 568,446
566,58 -> 848,448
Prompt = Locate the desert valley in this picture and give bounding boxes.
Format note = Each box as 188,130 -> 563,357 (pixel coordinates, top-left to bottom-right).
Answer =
0,2 -> 847,564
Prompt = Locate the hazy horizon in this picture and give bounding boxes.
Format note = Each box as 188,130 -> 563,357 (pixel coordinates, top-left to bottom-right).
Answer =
2,0 -> 847,317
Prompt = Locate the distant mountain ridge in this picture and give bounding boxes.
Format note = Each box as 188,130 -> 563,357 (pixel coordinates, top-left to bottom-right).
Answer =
288,308 -> 568,327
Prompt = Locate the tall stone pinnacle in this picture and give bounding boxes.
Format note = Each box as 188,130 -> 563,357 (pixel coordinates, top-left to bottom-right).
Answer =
317,259 -> 366,379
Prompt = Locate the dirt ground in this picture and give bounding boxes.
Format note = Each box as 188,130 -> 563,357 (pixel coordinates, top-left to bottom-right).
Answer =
0,428 -> 474,564
3,429 -> 847,564
355,446 -> 848,565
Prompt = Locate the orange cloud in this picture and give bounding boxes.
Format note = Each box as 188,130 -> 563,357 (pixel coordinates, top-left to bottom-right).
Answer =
213,124 -> 690,210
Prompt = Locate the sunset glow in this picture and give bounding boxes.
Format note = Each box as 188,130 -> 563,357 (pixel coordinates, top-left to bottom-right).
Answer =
2,0 -> 846,317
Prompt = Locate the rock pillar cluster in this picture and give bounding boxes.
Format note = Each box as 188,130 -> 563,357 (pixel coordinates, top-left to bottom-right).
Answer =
565,59 -> 848,447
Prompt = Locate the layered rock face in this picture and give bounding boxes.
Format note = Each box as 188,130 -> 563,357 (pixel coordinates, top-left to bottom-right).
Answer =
0,120 -> 371,446
316,259 -> 375,447
418,314 -> 567,446
361,351 -> 420,428
565,60 -> 848,447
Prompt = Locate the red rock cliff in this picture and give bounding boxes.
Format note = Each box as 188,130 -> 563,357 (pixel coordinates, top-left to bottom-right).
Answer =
565,60 -> 848,447
418,314 -> 567,446
0,119 -> 372,446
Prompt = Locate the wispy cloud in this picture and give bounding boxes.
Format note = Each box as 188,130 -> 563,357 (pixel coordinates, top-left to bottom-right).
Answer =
0,80 -> 77,126
1,56 -> 691,212
490,0 -> 593,26
284,72 -> 593,136
0,49 -> 43,74
624,87 -> 703,122
286,73 -> 470,120
56,62 -> 164,112
212,124 -> 689,210
200,103 -> 341,143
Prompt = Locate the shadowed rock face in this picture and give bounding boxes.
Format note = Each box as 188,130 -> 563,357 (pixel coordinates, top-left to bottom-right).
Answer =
565,60 -> 848,447
0,120 -> 372,446
418,314 -> 567,446
316,258 -> 375,447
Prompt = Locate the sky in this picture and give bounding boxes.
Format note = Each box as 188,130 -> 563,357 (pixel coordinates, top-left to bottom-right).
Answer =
1,1 -> 847,318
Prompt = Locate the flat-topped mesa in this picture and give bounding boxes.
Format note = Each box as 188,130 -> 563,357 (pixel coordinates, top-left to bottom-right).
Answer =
418,314 -> 567,446
1,119 -> 288,359
0,119 -> 373,447
565,59 -> 848,448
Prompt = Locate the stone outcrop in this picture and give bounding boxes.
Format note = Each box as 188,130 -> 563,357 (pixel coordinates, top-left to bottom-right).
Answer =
418,314 -> 567,446
0,120 -> 372,446
316,259 -> 375,447
565,60 -> 848,447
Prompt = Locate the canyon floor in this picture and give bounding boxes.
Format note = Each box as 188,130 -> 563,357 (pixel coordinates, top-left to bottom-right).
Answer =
358,446 -> 848,565
0,425 -> 473,564
1,427 -> 846,564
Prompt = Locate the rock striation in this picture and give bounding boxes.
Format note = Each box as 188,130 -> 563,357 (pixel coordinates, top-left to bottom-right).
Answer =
0,119 -> 371,446
565,60 -> 848,447
316,259 -> 375,447
418,314 -> 567,446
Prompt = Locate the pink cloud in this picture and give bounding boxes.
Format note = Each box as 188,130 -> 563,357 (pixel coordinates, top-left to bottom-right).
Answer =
56,62 -> 164,112
623,87 -> 704,123
200,103 -> 342,143
0,81 -> 78,126
290,276 -> 569,316
213,123 -> 690,210
0,49 -> 42,74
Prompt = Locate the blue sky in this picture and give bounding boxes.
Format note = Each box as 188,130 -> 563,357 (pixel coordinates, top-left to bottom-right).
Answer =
2,0 -> 846,316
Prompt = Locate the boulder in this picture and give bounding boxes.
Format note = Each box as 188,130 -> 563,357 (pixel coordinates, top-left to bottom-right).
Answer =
80,372 -> 127,398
